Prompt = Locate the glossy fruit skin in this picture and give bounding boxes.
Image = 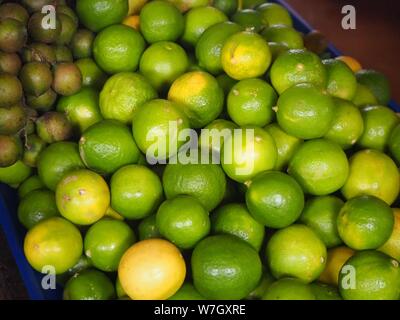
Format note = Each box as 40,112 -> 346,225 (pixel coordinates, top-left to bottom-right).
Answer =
28,12 -> 61,44
168,283 -> 205,300
341,149 -> 400,205
52,63 -> 83,96
24,217 -> 83,274
0,160 -> 32,186
261,25 -> 304,50
138,215 -> 161,240
75,58 -> 107,89
213,0 -> 238,16
337,195 -> 394,250
111,165 -> 163,220
266,224 -> 327,283
339,251 -> 400,300
231,9 -> 263,33
246,171 -> 304,229
257,3 -> 293,27
191,235 -> 262,300
84,219 -> 136,272
199,119 -> 238,155
379,209 -> 400,261
262,278 -> 316,300
18,176 -> 45,199
26,89 -> 57,113
19,62 -> 53,97
356,69 -> 391,105
310,283 -> 342,300
389,124 -> 400,164
352,83 -> 378,107
71,29 -> 95,59
323,59 -> 357,101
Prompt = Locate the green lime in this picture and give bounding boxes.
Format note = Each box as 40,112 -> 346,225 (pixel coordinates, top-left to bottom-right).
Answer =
111,164 -> 163,220
79,120 -> 140,175
339,251 -> 400,300
93,24 -> 145,74
356,69 -> 391,105
168,71 -> 224,128
24,217 -> 83,274
270,49 -> 327,94
221,31 -> 272,80
63,269 -> 115,300
139,41 -> 189,92
268,42 -> 290,61
337,195 -> 394,250
213,0 -> 237,16
379,208 -> 400,261
192,234 -> 262,299
261,25 -> 304,50
211,203 -> 265,251
216,73 -> 238,95
262,278 -> 316,300
76,0 -> 128,32
75,58 -> 107,89
132,99 -> 190,161
199,119 -> 238,155
231,9 -> 263,33
138,214 -> 161,240
389,124 -> 400,164
310,283 -> 342,300
357,105 -> 399,151
18,175 -> 44,199
115,277 -> 127,298
266,224 -> 327,283
0,160 -> 32,187
277,83 -> 335,140
165,0 -> 209,12
257,3 -> 293,27
55,169 -> 110,225
182,6 -> 228,47
299,195 -> 344,248
100,72 -> 157,124
246,269 -> 275,300
37,142 -> 85,191
227,78 -> 277,127
341,149 -> 399,205
195,21 -> 243,75
18,189 -> 59,229
163,162 -> 226,211
246,171 -> 304,229
84,219 -> 136,272
71,29 -> 94,59
169,283 -> 205,300
352,83 -> 378,107
324,98 -> 364,150
156,195 -> 210,249
288,139 -> 349,195
140,1 -> 184,43
264,123 -> 302,170
242,0 -> 264,9
57,87 -> 103,134
322,59 -> 357,100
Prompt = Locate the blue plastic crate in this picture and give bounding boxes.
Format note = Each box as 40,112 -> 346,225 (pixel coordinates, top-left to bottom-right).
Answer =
1,0 -> 399,301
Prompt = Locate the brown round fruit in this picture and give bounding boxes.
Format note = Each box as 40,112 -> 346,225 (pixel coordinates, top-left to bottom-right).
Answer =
52,63 -> 82,96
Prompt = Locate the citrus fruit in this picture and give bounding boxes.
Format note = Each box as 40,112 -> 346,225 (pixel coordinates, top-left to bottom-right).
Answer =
132,99 -> 190,161
352,83 -> 378,107
139,1 -> 184,43
261,25 -> 304,50
79,120 -> 140,175
337,195 -> 394,250
227,78 -> 277,127
55,169 -> 110,225
242,0 -> 264,9
111,165 -> 163,220
76,0 -> 129,32
36,112 -> 73,144
195,21 -> 243,75
339,250 -> 400,300
0,134 -> 22,168
75,58 -> 107,89
84,219 -> 136,272
52,62 -> 82,96
156,195 -> 210,249
267,42 -> 290,61
324,98 -> 364,150
138,214 -> 161,240
246,269 -> 275,300
199,119 -> 238,155
18,175 -> 44,199
0,160 -> 32,187
319,246 -> 355,286
115,277 -> 127,298
299,196 -> 344,248
257,3 -> 293,27
93,24 -> 145,74
266,224 -> 327,283
163,162 -> 226,211
264,123 -> 302,170
356,69 -> 391,105
262,278 -> 315,300
310,283 -> 342,300
336,55 -> 362,73
0,3 -> 29,24
37,142 -> 85,191
168,71 -> 224,128
231,9 -> 263,33
123,15 -> 140,30
100,72 -> 157,124
63,269 -> 115,300
128,0 -> 148,15
213,0 -> 238,16
221,127 -> 277,183
24,217 -> 83,274
0,73 -> 23,107
71,29 -> 94,59
22,134 -> 47,168
270,49 -> 327,94
182,6 -> 228,47
19,62 -> 53,97
191,234 -> 262,300
26,88 -> 57,113
276,83 -> 335,139
389,124 -> 400,164
379,209 -> 400,261
118,239 -> 186,300
0,104 -> 26,135
166,0 -> 210,12
221,31 -> 272,80
357,105 -> 399,151
246,171 -> 304,229
323,59 -> 357,101
341,149 -> 400,205
18,189 -> 59,229
0,51 -> 22,76
169,283 -> 205,300
288,139 -> 349,195
0,18 -> 27,53
211,203 -> 265,251
139,41 -> 189,92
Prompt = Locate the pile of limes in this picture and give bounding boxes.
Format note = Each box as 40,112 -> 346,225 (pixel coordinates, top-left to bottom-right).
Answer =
0,0 -> 400,301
